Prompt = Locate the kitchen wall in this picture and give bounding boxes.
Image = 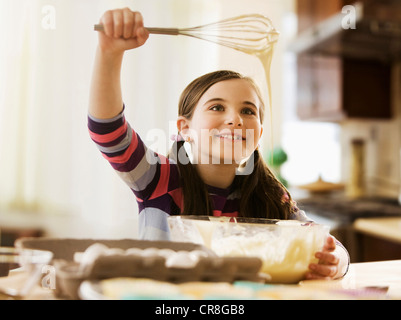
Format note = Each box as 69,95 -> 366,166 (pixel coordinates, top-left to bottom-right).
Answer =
341,62 -> 401,199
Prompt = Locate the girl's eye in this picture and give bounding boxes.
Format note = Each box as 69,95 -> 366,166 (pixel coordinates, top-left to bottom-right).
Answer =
210,104 -> 224,111
242,108 -> 256,115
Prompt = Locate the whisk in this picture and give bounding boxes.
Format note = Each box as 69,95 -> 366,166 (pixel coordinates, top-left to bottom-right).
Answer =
94,14 -> 279,55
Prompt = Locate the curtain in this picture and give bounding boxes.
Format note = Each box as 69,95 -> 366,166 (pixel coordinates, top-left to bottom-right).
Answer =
0,0 -> 220,238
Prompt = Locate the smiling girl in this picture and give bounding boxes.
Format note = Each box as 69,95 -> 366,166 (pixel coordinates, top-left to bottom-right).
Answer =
88,8 -> 349,280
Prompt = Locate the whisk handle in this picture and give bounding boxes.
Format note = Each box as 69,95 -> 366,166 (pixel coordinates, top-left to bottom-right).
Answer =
146,27 -> 179,35
94,24 -> 179,36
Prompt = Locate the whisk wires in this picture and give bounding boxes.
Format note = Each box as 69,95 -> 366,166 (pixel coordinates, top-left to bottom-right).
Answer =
176,14 -> 279,54
94,14 -> 279,55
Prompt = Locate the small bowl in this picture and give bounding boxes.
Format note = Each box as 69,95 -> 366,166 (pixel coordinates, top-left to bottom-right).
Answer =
0,247 -> 53,296
168,216 -> 329,284
0,246 -> 53,269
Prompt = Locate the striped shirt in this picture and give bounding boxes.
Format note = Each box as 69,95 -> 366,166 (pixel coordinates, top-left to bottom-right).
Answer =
88,109 -> 310,240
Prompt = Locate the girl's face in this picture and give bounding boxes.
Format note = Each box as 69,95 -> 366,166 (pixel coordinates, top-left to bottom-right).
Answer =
178,79 -> 263,165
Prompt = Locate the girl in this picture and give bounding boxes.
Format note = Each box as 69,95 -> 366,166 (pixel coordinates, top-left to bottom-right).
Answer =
88,8 -> 349,280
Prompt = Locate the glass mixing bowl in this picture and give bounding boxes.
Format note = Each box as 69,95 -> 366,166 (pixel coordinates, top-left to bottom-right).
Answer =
168,216 -> 329,284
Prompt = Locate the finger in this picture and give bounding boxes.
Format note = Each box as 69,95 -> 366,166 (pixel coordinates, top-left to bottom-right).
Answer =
316,251 -> 339,265
305,272 -> 331,281
101,10 -> 114,38
309,263 -> 338,278
133,12 -> 149,46
324,236 -> 336,251
113,10 -> 124,38
133,12 -> 145,38
122,8 -> 134,39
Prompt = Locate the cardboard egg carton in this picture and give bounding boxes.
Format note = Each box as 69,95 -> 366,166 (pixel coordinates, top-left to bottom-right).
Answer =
16,238 -> 263,299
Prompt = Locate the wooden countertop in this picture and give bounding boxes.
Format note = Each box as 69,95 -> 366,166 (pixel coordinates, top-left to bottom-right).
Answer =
300,259 -> 401,299
349,259 -> 401,297
1,260 -> 401,300
354,217 -> 401,244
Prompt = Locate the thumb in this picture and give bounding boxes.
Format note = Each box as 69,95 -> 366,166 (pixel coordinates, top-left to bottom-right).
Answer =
136,27 -> 149,46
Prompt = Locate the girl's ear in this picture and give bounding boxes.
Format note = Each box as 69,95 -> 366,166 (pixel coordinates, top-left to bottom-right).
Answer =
177,116 -> 190,135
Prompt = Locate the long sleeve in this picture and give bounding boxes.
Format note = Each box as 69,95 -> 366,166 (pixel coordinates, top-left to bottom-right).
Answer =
88,108 -> 182,240
88,109 -> 169,201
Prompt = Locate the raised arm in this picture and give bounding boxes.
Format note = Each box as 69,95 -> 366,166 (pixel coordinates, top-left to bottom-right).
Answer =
89,8 -> 149,119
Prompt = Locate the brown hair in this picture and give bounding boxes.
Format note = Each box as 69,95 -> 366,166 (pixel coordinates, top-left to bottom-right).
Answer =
169,70 -> 294,219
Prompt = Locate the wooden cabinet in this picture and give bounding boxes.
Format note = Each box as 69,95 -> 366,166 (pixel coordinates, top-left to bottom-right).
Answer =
354,217 -> 401,262
295,0 -> 393,122
297,0 -> 343,33
342,59 -> 392,119
297,55 -> 392,121
297,54 -> 344,121
297,0 -> 370,33
356,233 -> 401,262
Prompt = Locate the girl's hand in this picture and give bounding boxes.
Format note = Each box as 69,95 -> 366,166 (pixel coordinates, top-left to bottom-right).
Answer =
97,8 -> 149,54
305,235 -> 340,280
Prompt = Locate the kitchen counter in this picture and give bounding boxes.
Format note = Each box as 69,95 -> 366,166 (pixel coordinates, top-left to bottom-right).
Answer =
347,260 -> 401,298
354,217 -> 401,244
300,259 -> 401,299
1,260 -> 400,300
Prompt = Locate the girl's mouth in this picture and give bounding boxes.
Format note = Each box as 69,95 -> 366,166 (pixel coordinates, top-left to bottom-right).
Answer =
215,133 -> 245,141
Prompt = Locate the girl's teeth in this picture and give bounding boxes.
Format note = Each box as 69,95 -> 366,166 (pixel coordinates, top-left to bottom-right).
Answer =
219,135 -> 242,140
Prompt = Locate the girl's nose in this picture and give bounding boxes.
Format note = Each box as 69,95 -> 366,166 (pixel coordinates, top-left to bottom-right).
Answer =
225,112 -> 243,127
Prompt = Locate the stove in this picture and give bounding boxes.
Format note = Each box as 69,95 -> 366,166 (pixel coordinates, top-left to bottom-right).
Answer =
298,196 -> 401,225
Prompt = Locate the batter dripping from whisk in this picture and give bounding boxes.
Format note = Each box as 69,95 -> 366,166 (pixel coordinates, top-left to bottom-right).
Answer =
94,13 -> 279,134
89,8 -> 350,281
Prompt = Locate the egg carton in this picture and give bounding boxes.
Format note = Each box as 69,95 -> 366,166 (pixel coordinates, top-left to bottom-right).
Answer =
16,238 -> 263,299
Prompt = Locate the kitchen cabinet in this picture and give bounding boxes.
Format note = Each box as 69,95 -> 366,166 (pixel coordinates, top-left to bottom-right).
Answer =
297,54 -> 344,121
354,217 -> 401,262
297,0 -> 344,34
295,0 -> 393,122
342,58 -> 392,118
296,55 -> 392,121
356,233 -> 401,262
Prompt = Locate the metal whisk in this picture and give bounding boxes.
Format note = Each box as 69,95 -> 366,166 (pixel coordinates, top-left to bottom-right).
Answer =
94,14 -> 279,55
